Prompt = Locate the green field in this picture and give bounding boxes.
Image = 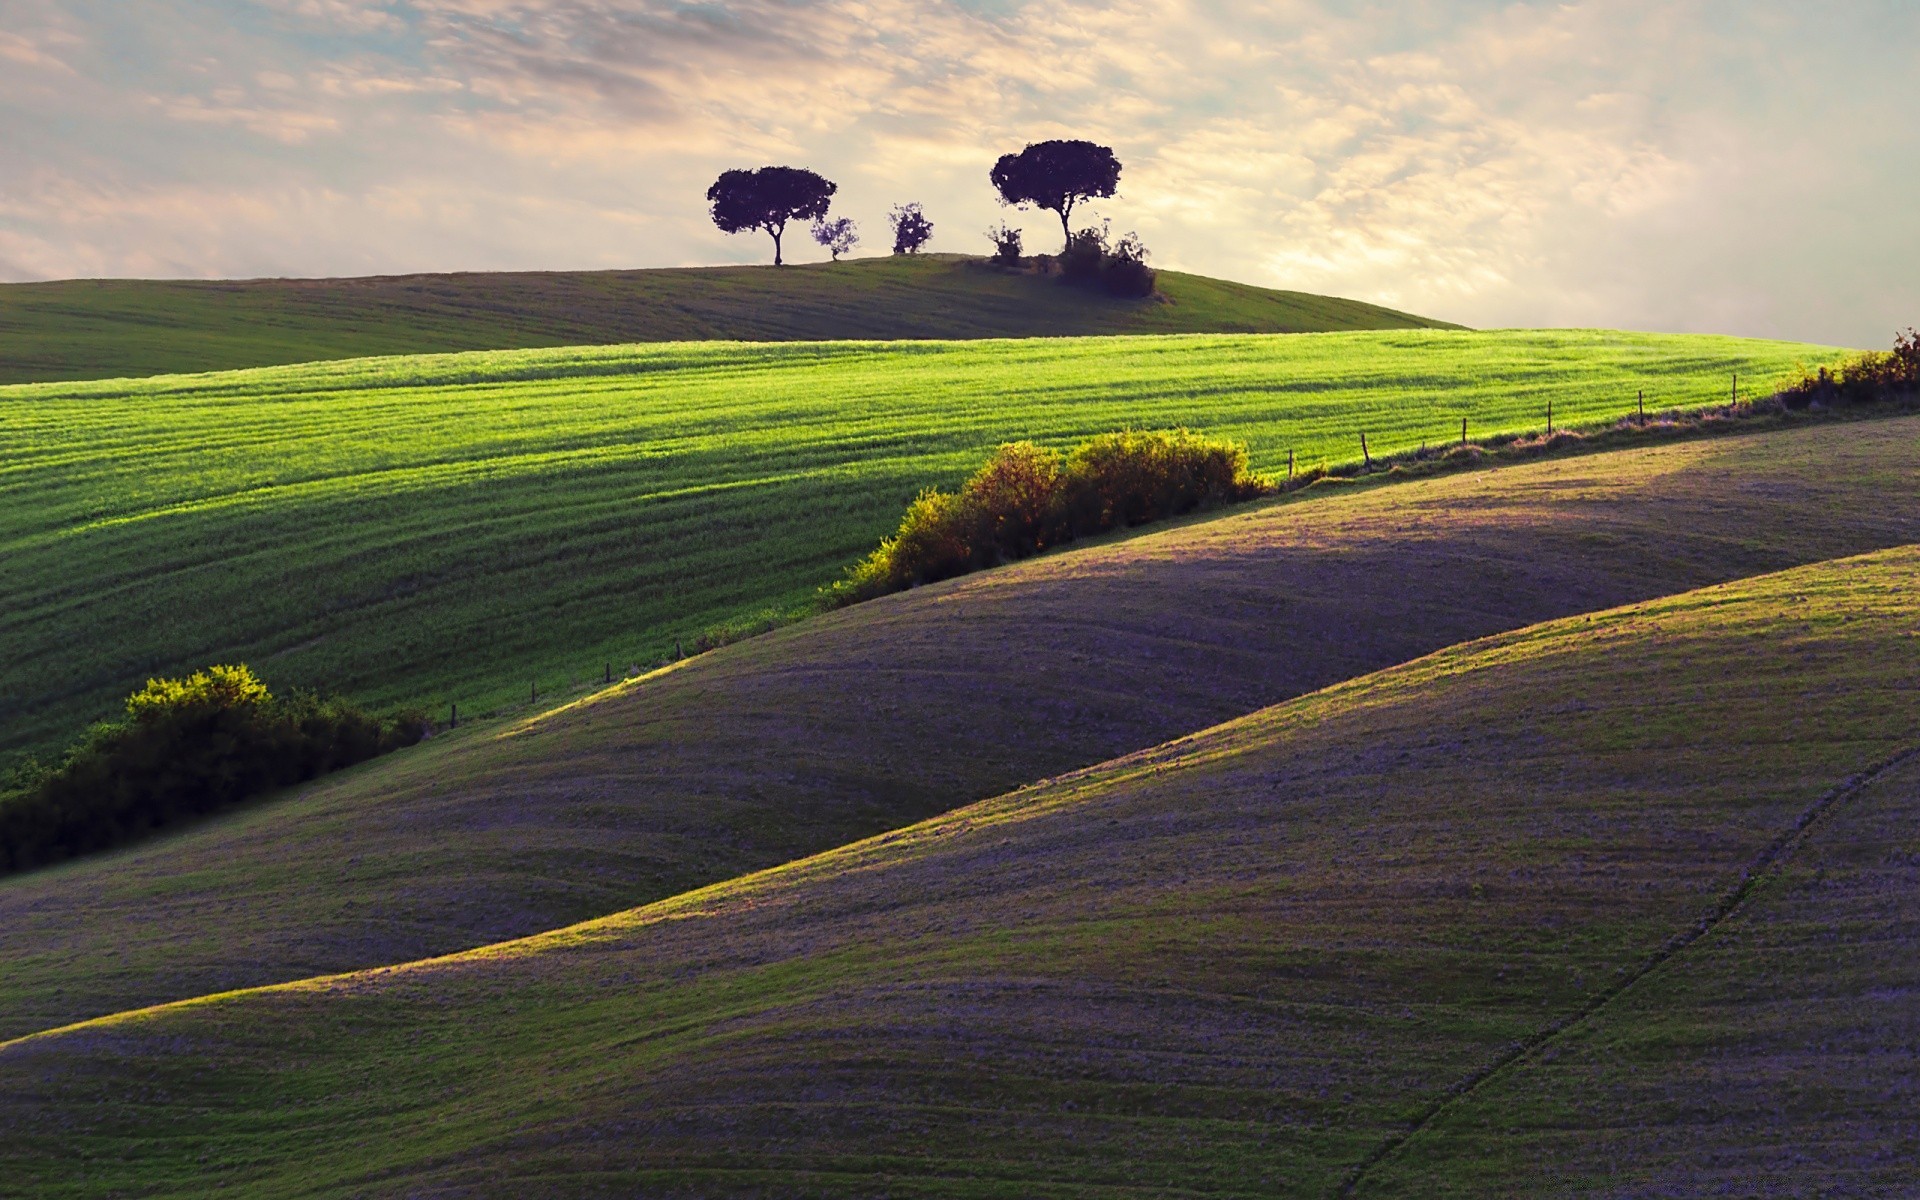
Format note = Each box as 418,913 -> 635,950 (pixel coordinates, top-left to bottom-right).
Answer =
8,417 -> 1918,1044
6,542 -> 1915,1197
0,328 -> 1842,758
0,254 -> 1456,384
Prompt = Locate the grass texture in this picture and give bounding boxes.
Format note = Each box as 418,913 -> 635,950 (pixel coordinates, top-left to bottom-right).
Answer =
0,254 -> 1456,385
0,327 -> 1840,757
4,543 -> 1916,1197
6,417 -> 1919,1043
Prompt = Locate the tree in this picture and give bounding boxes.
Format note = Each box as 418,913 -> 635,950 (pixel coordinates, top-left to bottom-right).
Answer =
889,202 -> 934,254
706,166 -> 836,266
811,216 -> 859,261
990,139 -> 1121,250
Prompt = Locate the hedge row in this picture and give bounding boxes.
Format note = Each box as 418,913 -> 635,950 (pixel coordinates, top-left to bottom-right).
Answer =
0,664 -> 424,875
1779,328 -> 1919,408
829,429 -> 1271,605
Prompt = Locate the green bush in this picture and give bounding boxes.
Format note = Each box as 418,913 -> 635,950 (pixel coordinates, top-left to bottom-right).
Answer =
1779,328 -> 1918,408
829,430 -> 1270,605
0,665 -> 424,875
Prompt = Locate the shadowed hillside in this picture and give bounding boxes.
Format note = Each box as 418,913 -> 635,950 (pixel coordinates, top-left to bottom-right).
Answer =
5,416 -> 1919,1041
0,254 -> 1457,384
5,546 -> 1916,1197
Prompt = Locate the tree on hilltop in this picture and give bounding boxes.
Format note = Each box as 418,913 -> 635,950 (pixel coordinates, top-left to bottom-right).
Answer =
889,203 -> 934,254
990,139 -> 1121,251
811,216 -> 859,261
706,166 -> 837,266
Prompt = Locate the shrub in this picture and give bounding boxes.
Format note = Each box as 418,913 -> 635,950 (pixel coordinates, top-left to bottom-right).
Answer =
1059,224 -> 1109,282
1060,429 -> 1261,530
827,430 -> 1271,606
1054,221 -> 1157,297
985,221 -> 1024,266
889,203 -> 934,254
1102,231 -> 1156,298
0,665 -> 424,875
1778,328 -> 1919,409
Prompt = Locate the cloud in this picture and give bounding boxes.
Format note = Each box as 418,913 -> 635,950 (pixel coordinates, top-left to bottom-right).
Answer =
0,0 -> 1914,344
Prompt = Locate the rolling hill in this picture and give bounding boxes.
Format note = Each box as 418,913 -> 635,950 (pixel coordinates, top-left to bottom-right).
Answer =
0,327 -> 1840,759
5,542 -> 1915,1197
0,254 -> 1458,385
6,416 -> 1919,1044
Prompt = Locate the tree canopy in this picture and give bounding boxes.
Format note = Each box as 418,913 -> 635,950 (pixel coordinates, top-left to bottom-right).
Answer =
706,166 -> 837,266
990,140 -> 1122,249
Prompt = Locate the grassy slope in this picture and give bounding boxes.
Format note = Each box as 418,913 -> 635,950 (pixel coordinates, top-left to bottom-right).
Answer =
1367,751 -> 1920,1195
0,254 -> 1456,385
0,328 -> 1839,758
4,546 -> 1917,1197
6,417 -> 1920,1042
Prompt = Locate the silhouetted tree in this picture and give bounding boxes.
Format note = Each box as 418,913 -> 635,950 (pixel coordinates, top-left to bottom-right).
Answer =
990,140 -> 1121,250
889,203 -> 934,254
706,166 -> 836,265
811,216 -> 859,261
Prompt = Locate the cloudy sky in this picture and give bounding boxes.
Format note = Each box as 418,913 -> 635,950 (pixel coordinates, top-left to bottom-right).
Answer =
1,0 -> 1913,344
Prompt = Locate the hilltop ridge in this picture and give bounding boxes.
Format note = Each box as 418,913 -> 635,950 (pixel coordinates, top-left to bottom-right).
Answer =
0,253 -> 1458,384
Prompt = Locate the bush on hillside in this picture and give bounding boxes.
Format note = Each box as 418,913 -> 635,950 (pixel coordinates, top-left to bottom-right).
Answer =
1778,328 -> 1919,409
1055,222 -> 1157,297
830,430 -> 1270,604
985,221 -> 1024,266
0,664 -> 424,875
1102,231 -> 1156,298
1059,225 -> 1110,283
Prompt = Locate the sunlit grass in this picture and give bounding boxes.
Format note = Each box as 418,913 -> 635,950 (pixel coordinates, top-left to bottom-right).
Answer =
0,327 -> 1842,755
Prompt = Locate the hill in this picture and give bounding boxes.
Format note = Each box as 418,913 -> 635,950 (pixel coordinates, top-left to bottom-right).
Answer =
5,544 -> 1915,1196
6,416 -> 1919,1041
0,255 -> 1458,384
0,328 -> 1840,758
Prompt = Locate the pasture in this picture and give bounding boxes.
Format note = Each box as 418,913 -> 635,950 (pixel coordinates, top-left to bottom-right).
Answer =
8,416 -> 1918,1042
6,544 -> 1916,1197
0,328 -> 1842,758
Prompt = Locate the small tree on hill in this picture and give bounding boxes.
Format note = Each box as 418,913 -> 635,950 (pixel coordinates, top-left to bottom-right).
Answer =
706,166 -> 837,266
990,139 -> 1121,251
985,221 -> 1023,265
811,216 -> 859,261
889,203 -> 934,254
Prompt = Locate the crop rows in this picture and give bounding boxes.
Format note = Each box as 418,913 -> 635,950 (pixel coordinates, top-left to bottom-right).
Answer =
0,328 -> 1839,755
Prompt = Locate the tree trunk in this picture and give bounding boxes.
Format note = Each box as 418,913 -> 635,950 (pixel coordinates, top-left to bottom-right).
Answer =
771,225 -> 784,267
1059,206 -> 1072,251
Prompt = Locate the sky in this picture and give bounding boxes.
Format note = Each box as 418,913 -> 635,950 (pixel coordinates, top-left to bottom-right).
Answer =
1,0 -> 1914,345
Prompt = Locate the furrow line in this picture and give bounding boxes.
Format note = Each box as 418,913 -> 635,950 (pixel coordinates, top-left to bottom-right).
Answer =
1334,741 -> 1920,1197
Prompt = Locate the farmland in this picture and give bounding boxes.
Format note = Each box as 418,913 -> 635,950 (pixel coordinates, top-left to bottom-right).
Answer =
0,254 -> 1456,385
0,327 -> 1841,758
7,416 -> 1919,1042
5,542 -> 1915,1197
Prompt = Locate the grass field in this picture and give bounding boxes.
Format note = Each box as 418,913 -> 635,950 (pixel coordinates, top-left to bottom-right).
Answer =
0,328 -> 1843,759
0,254 -> 1457,384
6,544 -> 1915,1197
7,417 -> 1919,1043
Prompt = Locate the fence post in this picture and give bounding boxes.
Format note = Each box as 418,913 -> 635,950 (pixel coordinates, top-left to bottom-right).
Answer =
450,703 -> 457,730
1360,432 -> 1371,470
675,638 -> 683,660
1547,399 -> 1553,434
530,681 -> 537,704
1287,448 -> 1294,480
604,662 -> 611,685
1732,373 -> 1738,405
1461,416 -> 1467,446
